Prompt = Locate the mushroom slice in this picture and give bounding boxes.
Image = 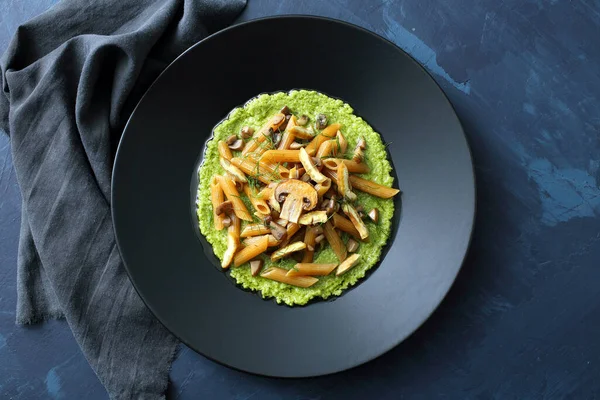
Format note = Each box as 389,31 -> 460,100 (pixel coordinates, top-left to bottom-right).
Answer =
316,113 -> 328,130
335,253 -> 361,276
298,211 -> 328,225
346,238 -> 359,253
299,148 -> 328,183
250,259 -> 264,276
342,203 -> 369,240
368,208 -> 379,223
214,200 -> 233,216
274,179 -> 318,224
290,126 -> 316,140
271,242 -> 307,261
222,229 -> 239,269
269,221 -> 287,241
337,163 -> 357,201
220,158 -> 247,183
352,136 -> 367,163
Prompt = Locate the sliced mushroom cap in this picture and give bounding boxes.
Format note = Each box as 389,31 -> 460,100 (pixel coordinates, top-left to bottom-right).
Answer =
297,115 -> 309,126
346,238 -> 359,253
226,135 -> 238,145
280,105 -> 291,115
316,113 -> 328,130
240,126 -> 254,139
269,221 -> 287,241
289,141 -> 307,150
228,139 -> 244,151
274,179 -> 318,223
250,259 -> 264,276
215,200 -> 233,215
368,208 -> 379,223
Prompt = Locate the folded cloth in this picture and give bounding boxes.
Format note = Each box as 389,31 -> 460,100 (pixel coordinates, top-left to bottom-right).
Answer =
0,0 -> 245,398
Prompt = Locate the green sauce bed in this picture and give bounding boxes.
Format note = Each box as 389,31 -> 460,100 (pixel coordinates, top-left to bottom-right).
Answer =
197,90 -> 396,306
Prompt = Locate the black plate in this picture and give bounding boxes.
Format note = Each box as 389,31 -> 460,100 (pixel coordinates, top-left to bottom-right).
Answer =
112,16 -> 475,377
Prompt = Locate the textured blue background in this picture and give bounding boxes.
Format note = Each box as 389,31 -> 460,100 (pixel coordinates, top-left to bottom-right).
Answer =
1,0 -> 599,398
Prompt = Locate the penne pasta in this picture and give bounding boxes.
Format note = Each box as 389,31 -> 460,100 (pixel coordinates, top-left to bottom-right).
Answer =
240,223 -> 271,238
322,158 -> 370,174
289,126 -> 316,140
336,253 -> 361,276
278,222 -> 301,248
255,187 -> 272,200
287,263 -> 338,277
271,242 -> 306,261
216,175 -> 253,221
304,123 -> 340,156
337,162 -> 357,201
230,157 -> 289,183
336,130 -> 347,154
278,115 -> 297,150
260,150 -> 301,164
220,157 -> 247,183
323,221 -> 347,262
261,267 -> 318,288
322,169 -> 400,199
222,214 -> 241,269
242,113 -> 286,155
243,185 -> 270,216
316,140 -> 334,158
332,213 -> 364,241
342,203 -> 369,240
301,226 -> 318,263
234,235 -> 269,267
210,176 -> 226,230
314,178 -> 331,197
298,211 -> 328,225
243,234 -> 281,248
348,175 -> 400,199
218,140 -> 233,160
299,147 -> 327,183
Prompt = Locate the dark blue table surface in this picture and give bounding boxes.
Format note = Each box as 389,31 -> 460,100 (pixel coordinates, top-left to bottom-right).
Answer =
1,0 -> 599,399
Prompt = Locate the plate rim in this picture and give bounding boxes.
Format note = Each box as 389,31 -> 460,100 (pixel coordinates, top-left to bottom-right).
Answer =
111,14 -> 476,377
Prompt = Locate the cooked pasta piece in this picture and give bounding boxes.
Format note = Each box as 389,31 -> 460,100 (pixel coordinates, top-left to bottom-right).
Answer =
278,115 -> 297,150
323,221 -> 347,262
234,235 -> 269,267
242,113 -> 286,155
286,263 -> 338,276
240,223 -> 271,238
332,213 -> 364,241
322,169 -> 400,199
210,176 -> 226,230
271,242 -> 306,261
335,253 -> 361,276
322,158 -> 370,174
230,157 -> 288,183
261,267 -> 318,288
218,140 -> 233,160
342,203 -> 369,240
301,226 -> 318,263
220,158 -> 247,183
348,175 -> 400,199
260,150 -> 301,164
299,147 -> 327,183
222,214 -> 241,269
243,234 -> 281,248
314,178 -> 331,197
337,163 -> 357,201
304,123 -> 340,156
278,223 -> 301,248
216,175 -> 253,221
289,126 -> 316,140
298,211 -> 328,225
243,185 -> 270,216
316,139 -> 336,158
336,131 -> 347,154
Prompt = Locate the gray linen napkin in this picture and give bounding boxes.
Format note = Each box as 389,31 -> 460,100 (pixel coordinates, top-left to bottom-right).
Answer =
0,0 -> 245,398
